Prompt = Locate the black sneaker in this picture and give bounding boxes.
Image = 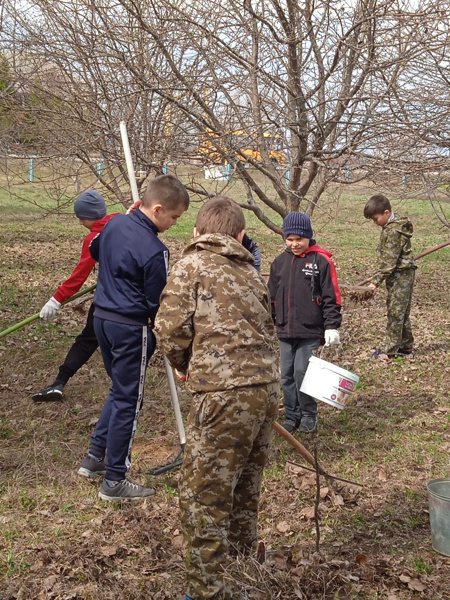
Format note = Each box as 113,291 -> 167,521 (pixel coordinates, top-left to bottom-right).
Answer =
98,478 -> 156,501
281,420 -> 297,434
78,454 -> 106,478
371,349 -> 397,359
32,382 -> 64,402
397,347 -> 415,356
298,416 -> 317,433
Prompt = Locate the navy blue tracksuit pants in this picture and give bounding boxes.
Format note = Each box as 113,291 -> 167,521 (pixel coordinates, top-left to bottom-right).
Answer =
90,317 -> 156,481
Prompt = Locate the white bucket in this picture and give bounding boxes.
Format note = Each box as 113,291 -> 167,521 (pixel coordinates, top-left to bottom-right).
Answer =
300,356 -> 359,410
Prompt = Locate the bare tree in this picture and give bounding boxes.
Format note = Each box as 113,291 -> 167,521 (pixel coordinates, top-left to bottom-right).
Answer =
364,1 -> 450,229
2,0 -> 447,230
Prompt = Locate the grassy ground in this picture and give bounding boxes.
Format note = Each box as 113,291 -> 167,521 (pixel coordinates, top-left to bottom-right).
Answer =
0,173 -> 449,600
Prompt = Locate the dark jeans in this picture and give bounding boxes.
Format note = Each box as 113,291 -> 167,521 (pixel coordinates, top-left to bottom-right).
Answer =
279,337 -> 321,423
56,302 -> 98,384
90,317 -> 156,481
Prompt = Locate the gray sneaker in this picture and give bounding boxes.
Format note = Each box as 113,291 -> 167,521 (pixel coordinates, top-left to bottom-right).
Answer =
78,454 -> 106,478
32,382 -> 64,402
281,420 -> 297,434
298,416 -> 317,433
99,478 -> 156,501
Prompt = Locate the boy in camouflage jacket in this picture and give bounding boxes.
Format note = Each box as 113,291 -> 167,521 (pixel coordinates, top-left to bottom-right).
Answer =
155,196 -> 279,600
364,194 -> 417,357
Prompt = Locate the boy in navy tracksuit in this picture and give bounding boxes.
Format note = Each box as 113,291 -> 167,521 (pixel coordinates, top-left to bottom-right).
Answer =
268,212 -> 342,433
78,174 -> 189,501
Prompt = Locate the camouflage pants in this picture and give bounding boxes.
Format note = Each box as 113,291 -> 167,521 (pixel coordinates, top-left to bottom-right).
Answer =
179,382 -> 279,600
383,269 -> 415,355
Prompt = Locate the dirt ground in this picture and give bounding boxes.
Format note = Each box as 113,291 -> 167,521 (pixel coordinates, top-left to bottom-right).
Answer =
0,206 -> 449,600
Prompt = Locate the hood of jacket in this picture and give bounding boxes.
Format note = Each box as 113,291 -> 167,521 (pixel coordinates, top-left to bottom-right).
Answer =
183,233 -> 255,265
383,214 -> 413,238
91,213 -> 119,235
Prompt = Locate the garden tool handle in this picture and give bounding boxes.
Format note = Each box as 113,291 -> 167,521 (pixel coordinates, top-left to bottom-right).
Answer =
0,284 -> 97,339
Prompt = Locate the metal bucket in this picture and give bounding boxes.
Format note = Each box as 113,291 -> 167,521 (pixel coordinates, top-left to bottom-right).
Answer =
427,478 -> 450,556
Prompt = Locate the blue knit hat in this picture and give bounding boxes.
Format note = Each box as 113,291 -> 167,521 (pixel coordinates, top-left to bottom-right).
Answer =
283,212 -> 313,239
74,191 -> 106,220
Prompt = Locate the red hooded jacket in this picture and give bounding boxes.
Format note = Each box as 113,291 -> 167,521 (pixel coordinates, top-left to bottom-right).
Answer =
53,213 -> 119,303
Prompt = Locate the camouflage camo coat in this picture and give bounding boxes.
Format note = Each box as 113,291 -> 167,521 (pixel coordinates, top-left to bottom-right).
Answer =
155,233 -> 280,599
372,214 -> 416,287
155,233 -> 279,391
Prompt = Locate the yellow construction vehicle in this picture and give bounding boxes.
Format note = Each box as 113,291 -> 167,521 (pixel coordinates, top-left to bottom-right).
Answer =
198,129 -> 285,164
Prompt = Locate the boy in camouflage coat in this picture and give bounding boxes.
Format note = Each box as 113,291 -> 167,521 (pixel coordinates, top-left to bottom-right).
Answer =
364,194 -> 417,357
155,196 -> 279,600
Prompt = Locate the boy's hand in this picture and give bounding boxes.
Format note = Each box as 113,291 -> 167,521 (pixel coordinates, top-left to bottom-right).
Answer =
174,369 -> 187,382
325,329 -> 340,346
126,200 -> 141,214
40,297 -> 61,320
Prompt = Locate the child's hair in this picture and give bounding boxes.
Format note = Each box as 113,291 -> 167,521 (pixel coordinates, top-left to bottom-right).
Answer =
196,195 -> 245,238
142,174 -> 190,210
364,194 -> 391,218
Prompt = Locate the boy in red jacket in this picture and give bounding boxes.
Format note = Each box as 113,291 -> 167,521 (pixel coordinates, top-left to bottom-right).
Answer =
33,191 -> 119,402
268,212 -> 342,433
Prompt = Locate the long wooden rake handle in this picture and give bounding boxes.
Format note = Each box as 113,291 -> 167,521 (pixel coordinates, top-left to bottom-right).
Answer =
357,240 -> 449,287
273,422 -> 362,489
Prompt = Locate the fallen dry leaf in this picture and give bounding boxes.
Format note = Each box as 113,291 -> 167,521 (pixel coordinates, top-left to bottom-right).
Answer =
320,486 -> 330,499
81,529 -> 93,538
100,545 -> 118,557
408,578 -> 426,592
300,506 -> 316,519
355,553 -> 370,565
172,534 -> 184,550
266,550 -> 289,570
276,520 -> 291,533
378,469 -> 387,481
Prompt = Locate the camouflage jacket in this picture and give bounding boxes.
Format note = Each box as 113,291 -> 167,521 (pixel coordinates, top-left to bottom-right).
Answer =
155,233 -> 279,393
373,214 -> 416,287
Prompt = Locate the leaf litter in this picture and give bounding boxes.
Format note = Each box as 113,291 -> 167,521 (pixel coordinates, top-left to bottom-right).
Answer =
0,210 -> 449,599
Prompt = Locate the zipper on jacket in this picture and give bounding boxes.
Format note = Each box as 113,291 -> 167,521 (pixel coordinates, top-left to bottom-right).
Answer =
287,254 -> 296,335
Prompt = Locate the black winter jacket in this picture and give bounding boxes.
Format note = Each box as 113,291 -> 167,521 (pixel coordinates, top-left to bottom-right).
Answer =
268,244 -> 342,339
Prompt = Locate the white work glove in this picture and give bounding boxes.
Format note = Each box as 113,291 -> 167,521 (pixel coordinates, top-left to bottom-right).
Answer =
325,329 -> 340,346
40,297 -> 61,320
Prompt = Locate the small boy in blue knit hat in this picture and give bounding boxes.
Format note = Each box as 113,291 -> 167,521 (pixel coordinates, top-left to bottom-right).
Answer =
268,212 -> 342,433
33,191 -> 120,402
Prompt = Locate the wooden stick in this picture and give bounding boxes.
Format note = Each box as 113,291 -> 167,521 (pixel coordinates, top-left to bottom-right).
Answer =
413,240 -> 450,261
286,460 -> 363,488
274,422 -> 326,474
273,422 -> 363,490
339,284 -> 374,292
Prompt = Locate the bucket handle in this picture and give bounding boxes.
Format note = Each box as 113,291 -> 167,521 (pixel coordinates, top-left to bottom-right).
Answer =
319,344 -> 342,360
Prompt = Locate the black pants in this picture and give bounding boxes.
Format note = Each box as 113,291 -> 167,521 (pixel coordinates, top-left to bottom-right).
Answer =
56,303 -> 98,385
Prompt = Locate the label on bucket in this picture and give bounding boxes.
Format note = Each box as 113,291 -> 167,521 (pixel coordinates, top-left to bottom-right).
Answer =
339,377 -> 356,392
